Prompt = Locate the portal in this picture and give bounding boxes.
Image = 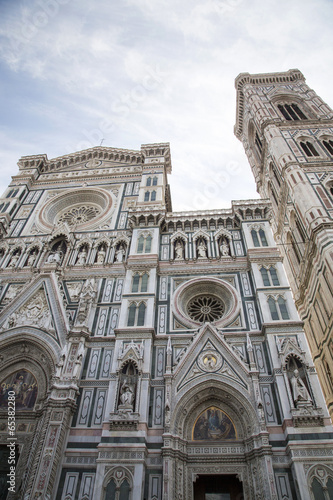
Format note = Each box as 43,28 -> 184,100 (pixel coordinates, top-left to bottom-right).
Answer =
193,474 -> 244,500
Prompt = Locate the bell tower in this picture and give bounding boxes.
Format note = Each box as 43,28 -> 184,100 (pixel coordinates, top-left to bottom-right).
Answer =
235,69 -> 333,419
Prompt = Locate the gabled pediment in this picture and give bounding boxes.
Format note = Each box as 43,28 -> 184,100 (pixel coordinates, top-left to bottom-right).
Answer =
173,323 -> 250,394
0,273 -> 68,346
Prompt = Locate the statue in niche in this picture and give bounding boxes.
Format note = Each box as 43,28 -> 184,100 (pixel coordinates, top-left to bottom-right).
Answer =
76,246 -> 87,266
174,240 -> 184,260
8,252 -> 20,268
291,369 -> 312,406
220,238 -> 230,257
115,244 -> 125,262
119,383 -> 135,409
76,278 -> 97,325
55,353 -> 66,378
197,239 -> 207,258
27,249 -> 38,266
73,353 -> 83,379
47,246 -> 62,264
118,362 -> 137,412
96,245 -> 106,264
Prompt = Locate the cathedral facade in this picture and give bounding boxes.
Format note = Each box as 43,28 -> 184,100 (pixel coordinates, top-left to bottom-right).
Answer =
0,72 -> 332,500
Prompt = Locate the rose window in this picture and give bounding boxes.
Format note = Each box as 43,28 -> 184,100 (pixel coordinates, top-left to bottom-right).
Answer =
38,188 -> 113,231
187,295 -> 225,322
172,277 -> 240,329
56,205 -> 101,226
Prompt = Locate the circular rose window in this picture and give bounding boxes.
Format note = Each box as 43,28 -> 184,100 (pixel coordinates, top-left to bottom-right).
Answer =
38,188 -> 113,230
57,205 -> 101,226
187,295 -> 225,322
172,277 -> 240,329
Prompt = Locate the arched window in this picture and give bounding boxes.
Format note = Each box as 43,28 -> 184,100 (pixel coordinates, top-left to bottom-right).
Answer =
119,479 -> 130,499
311,478 -> 326,500
105,479 -> 117,498
269,267 -> 279,286
151,190 -> 156,201
132,274 -> 140,293
127,302 -> 146,326
260,267 -> 270,286
152,176 -> 158,186
300,141 -> 319,157
146,177 -> 152,186
144,191 -> 150,202
322,139 -> 333,155
137,303 -> 146,326
251,229 -> 260,247
141,273 -> 148,292
132,273 -> 149,293
127,303 -> 137,327
268,297 -> 279,320
145,235 -> 152,253
6,190 -> 13,198
137,234 -> 152,254
137,236 -> 144,253
255,132 -> 262,155
278,103 -> 307,121
261,266 -> 280,286
277,296 -> 289,319
259,229 -> 268,246
268,296 -> 290,320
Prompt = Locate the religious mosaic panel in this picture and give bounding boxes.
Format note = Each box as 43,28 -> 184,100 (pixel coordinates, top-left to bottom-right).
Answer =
0,370 -> 37,410
192,407 -> 236,441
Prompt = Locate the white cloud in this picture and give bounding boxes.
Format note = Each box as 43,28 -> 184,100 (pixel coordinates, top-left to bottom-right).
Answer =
0,0 -> 333,211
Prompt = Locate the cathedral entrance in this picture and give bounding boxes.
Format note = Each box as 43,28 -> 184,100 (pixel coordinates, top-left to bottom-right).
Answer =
193,474 -> 244,500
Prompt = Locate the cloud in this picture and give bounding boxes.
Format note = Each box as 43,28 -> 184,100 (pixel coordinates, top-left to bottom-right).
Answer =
0,0 -> 333,210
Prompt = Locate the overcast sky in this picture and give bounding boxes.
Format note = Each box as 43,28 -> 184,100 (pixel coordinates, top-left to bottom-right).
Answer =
1,0 -> 333,212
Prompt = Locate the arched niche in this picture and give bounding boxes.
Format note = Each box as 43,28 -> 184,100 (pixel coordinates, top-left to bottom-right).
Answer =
171,381 -> 259,441
0,333 -> 58,408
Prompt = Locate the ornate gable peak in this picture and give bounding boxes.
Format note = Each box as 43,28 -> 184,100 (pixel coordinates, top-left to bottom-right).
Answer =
173,322 -> 249,376
192,229 -> 210,242
118,340 -> 144,366
214,227 -> 233,240
170,230 -> 188,243
276,336 -> 305,365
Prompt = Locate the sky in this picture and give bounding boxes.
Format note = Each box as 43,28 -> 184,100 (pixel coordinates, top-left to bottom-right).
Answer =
1,0 -> 333,212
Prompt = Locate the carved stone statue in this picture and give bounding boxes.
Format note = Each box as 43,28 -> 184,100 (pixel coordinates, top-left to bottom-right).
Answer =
197,240 -> 207,258
55,354 -> 65,378
76,278 -> 97,325
291,369 -> 312,405
115,244 -> 125,262
220,240 -> 230,256
47,248 -> 62,264
8,253 -> 20,268
27,250 -> 38,266
119,382 -> 134,409
77,247 -> 87,266
96,246 -> 106,264
175,241 -> 184,260
73,353 -> 83,379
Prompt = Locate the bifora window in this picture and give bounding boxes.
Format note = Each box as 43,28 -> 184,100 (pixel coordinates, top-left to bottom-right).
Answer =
300,141 -> 319,157
187,295 -> 225,322
278,103 -> 307,121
